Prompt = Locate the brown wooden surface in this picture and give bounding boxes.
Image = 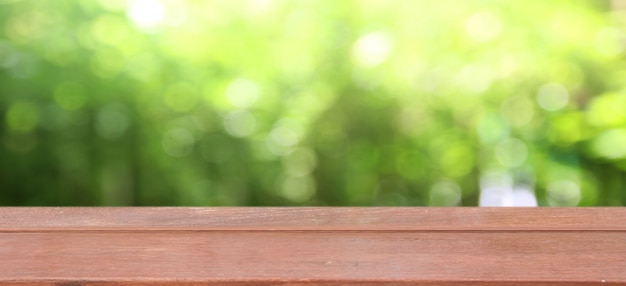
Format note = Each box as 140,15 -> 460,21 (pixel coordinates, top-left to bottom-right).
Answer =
0,208 -> 625,285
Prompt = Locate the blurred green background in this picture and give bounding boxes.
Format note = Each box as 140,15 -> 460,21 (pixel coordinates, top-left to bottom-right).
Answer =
1,0 -> 626,206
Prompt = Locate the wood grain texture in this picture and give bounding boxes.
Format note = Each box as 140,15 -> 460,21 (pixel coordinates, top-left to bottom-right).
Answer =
0,208 -> 624,285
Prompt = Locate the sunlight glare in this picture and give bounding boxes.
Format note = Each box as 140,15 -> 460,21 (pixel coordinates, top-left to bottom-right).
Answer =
127,0 -> 165,30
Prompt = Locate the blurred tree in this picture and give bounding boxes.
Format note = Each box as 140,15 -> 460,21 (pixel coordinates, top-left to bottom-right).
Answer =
0,0 -> 625,206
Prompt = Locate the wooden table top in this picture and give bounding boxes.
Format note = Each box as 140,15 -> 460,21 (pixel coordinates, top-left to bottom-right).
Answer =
0,207 -> 624,285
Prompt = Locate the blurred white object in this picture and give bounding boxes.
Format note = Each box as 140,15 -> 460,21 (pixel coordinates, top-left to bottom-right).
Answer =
479,171 -> 537,207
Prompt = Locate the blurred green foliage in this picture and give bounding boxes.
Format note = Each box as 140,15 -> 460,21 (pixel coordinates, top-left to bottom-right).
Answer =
1,0 -> 626,206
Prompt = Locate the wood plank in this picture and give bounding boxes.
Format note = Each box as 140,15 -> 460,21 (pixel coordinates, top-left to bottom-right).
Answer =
0,208 -> 624,285
1,207 -> 625,231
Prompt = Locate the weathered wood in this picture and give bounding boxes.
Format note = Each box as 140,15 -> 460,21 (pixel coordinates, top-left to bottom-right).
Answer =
0,208 -> 624,285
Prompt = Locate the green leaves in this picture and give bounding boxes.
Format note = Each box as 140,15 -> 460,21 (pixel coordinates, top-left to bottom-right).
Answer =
0,0 -> 624,206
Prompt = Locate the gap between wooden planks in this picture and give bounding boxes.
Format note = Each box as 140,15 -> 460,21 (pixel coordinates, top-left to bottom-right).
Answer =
0,208 -> 625,285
